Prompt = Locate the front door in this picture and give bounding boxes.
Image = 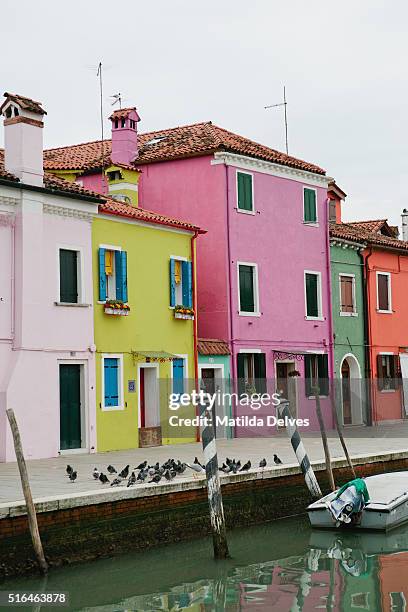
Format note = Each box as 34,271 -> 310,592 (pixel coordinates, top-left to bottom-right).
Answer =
276,362 -> 298,419
201,368 -> 217,436
59,364 -> 81,450
342,360 -> 352,425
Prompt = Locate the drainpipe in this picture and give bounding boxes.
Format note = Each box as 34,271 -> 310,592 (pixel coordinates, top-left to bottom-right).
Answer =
325,198 -> 335,425
224,163 -> 236,418
363,247 -> 374,425
191,229 -> 200,442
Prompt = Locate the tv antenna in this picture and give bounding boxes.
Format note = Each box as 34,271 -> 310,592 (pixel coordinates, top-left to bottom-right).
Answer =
265,85 -> 289,155
111,93 -> 122,109
96,61 -> 106,185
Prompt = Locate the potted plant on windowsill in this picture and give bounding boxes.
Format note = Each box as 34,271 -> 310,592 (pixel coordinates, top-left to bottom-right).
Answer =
174,305 -> 195,320
104,300 -> 130,316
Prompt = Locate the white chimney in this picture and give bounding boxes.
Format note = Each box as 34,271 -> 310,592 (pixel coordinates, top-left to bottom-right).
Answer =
0,92 -> 46,186
402,209 -> 408,241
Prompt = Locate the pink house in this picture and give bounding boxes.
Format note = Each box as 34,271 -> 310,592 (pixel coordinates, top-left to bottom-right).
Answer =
0,93 -> 102,461
44,116 -> 335,431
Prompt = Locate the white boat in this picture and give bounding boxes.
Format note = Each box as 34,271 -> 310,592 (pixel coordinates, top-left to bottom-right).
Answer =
307,472 -> 408,531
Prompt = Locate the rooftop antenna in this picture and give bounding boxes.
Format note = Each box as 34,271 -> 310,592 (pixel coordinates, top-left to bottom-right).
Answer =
111,93 -> 122,109
264,85 -> 289,155
96,61 -> 106,186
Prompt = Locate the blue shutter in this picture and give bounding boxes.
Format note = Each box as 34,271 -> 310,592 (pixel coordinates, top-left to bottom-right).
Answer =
172,358 -> 184,395
104,358 -> 119,407
169,258 -> 176,307
114,250 -> 127,302
182,260 -> 192,308
98,248 -> 106,302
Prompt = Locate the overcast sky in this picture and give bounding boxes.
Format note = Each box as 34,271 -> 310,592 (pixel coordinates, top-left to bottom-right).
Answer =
1,0 -> 407,226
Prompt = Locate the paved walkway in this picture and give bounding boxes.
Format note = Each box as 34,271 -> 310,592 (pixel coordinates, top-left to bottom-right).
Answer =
0,424 -> 407,505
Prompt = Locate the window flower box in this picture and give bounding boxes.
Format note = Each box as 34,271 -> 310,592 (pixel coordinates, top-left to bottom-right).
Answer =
174,305 -> 194,320
104,300 -> 130,316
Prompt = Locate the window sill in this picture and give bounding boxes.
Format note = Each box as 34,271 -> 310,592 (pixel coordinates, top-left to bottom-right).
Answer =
239,311 -> 261,317
236,208 -> 256,216
307,395 -> 329,400
303,222 -> 319,227
305,316 -> 324,321
54,302 -> 91,308
377,309 -> 393,314
379,389 -> 397,394
101,405 -> 125,411
340,312 -> 358,317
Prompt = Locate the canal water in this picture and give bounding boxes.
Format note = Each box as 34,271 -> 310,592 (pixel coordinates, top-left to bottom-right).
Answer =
2,515 -> 408,611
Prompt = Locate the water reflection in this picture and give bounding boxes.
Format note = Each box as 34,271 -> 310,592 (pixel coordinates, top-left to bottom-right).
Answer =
3,518 -> 408,611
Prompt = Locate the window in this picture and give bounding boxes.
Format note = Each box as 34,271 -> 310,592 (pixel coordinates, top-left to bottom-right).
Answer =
172,357 -> 185,395
339,274 -> 356,315
305,354 -> 329,397
237,353 -> 266,395
98,247 -> 128,302
238,263 -> 259,315
329,199 -> 337,222
390,592 -> 406,612
303,187 -> 317,223
237,171 -> 254,213
377,354 -> 399,391
59,248 -> 79,303
121,118 -> 126,128
305,271 -> 322,319
102,355 -> 123,410
377,272 -> 392,312
351,593 -> 370,609
169,258 -> 192,308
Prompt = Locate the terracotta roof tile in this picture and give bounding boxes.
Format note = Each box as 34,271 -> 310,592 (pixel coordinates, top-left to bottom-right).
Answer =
1,92 -> 46,115
330,222 -> 408,252
100,197 -> 205,233
109,107 -> 137,120
198,338 -> 231,355
43,121 -> 325,175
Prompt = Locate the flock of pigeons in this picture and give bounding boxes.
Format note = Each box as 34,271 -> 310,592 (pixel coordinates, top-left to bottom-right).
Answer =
65,453 -> 283,487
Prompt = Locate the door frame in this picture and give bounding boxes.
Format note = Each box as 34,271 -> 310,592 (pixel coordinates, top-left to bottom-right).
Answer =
58,359 -> 89,455
198,363 -> 226,436
274,359 -> 299,418
137,362 -> 160,429
339,353 -> 363,426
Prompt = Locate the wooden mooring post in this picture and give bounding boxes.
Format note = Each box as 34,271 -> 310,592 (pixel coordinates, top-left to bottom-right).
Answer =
6,408 -> 48,575
311,357 -> 335,492
200,399 -> 229,559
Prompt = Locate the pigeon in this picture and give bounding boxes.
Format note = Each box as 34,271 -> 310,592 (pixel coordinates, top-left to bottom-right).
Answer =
194,457 -> 205,469
240,460 -> 251,472
69,470 -> 77,483
66,464 -> 73,477
107,465 -> 117,474
274,454 -> 283,465
118,465 -> 130,479
219,462 -> 228,473
127,472 -> 136,487
149,473 -> 162,484
164,469 -> 172,481
99,473 -> 109,484
137,470 -> 148,482
110,477 -> 122,487
92,467 -> 100,480
186,462 -> 205,477
135,460 -> 147,471
259,458 -> 267,469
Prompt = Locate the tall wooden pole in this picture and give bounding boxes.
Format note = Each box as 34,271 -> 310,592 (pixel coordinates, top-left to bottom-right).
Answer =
6,409 -> 48,575
330,384 -> 356,479
200,399 -> 229,559
312,358 -> 335,492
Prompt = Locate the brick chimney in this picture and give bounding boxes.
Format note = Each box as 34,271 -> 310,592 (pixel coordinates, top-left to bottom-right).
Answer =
0,92 -> 46,186
402,209 -> 408,241
109,107 -> 140,166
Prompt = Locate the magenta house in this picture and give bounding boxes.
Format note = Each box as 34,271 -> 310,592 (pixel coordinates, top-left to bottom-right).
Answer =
44,116 -> 334,431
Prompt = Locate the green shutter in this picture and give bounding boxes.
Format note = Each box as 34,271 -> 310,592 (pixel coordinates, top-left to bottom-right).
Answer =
59,249 -> 78,303
239,265 -> 255,312
318,354 -> 329,396
237,354 -> 245,396
304,188 -> 317,223
305,273 -> 319,317
304,355 -> 313,397
254,353 -> 267,394
237,172 -> 253,211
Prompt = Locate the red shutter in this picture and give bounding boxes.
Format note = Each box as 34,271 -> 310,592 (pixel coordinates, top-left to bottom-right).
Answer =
340,276 -> 354,313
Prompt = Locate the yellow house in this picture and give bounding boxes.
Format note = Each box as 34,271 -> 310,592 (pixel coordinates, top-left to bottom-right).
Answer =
93,196 -> 204,451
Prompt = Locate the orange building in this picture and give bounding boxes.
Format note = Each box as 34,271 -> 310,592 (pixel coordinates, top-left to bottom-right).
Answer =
379,552 -> 408,611
329,219 -> 408,423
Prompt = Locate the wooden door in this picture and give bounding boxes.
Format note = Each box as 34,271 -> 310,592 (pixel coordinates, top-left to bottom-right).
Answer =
342,360 -> 352,425
59,364 -> 81,450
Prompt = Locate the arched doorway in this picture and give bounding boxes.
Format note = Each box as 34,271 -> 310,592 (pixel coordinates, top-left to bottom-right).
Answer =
340,354 -> 363,426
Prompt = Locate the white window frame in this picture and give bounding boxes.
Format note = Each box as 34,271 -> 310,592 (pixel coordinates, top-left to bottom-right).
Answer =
378,351 -> 397,393
101,353 -> 124,411
237,261 -> 260,316
98,244 -> 122,304
376,271 -> 392,313
303,186 -> 318,226
339,273 -> 358,317
236,170 -> 255,215
304,270 -> 323,321
169,255 -> 189,308
56,244 -> 86,305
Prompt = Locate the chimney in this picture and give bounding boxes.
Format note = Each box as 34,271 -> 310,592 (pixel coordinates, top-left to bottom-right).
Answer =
0,92 -> 46,186
109,107 -> 140,166
402,209 -> 408,241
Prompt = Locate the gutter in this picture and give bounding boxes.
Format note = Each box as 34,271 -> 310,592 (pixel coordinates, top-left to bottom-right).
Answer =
224,163 -> 236,420
325,199 -> 335,424
363,247 -> 374,425
0,177 -> 104,204
190,230 -> 200,442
